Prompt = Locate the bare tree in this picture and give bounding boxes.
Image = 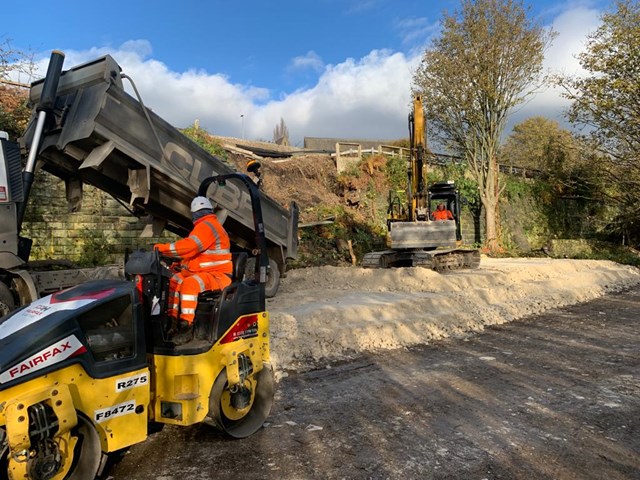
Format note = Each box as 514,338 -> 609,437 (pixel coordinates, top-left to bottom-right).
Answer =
413,0 -> 554,251
273,117 -> 290,146
0,37 -> 36,82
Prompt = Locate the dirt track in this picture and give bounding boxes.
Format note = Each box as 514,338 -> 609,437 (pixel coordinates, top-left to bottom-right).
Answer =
109,284 -> 640,480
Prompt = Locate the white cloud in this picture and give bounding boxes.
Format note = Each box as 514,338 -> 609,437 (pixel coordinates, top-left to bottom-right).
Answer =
506,4 -> 602,132
29,42 -> 270,139
288,51 -> 325,73
21,4 -> 604,148
543,6 -> 600,74
258,50 -> 421,144
394,16 -> 440,46
344,0 -> 381,15
27,41 -> 418,146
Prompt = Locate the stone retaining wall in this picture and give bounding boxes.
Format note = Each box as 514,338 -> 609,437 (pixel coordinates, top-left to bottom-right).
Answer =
22,171 -> 176,265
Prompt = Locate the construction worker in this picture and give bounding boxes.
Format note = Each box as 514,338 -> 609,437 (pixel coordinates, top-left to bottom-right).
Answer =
155,196 -> 232,341
432,202 -> 454,221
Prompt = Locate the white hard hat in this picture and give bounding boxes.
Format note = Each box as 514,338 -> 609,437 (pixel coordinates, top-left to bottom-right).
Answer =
191,196 -> 213,212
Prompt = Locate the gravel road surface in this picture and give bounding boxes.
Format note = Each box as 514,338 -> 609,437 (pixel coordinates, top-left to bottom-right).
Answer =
109,285 -> 640,480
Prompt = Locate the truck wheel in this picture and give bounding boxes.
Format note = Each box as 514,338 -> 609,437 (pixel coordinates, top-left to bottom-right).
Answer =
244,258 -> 281,298
265,258 -> 280,298
65,415 -> 102,480
208,363 -> 275,439
0,282 -> 15,317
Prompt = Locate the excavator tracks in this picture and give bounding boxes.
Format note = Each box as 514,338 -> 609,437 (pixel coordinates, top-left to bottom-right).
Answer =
432,249 -> 481,271
362,248 -> 480,271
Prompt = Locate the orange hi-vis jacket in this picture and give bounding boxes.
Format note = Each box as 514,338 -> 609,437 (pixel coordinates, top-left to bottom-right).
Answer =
433,209 -> 454,221
156,213 -> 232,275
156,213 -> 232,323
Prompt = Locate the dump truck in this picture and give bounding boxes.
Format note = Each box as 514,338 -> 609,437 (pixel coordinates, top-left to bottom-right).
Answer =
0,51 -> 299,315
362,95 -> 480,270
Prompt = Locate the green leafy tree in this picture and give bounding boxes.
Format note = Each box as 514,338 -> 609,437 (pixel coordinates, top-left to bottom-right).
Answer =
0,86 -> 29,138
500,116 -> 603,202
558,0 -> 640,245
500,117 -> 579,172
413,0 -> 554,251
502,117 -> 608,238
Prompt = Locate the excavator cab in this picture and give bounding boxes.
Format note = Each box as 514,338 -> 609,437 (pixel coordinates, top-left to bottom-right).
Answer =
428,181 -> 463,242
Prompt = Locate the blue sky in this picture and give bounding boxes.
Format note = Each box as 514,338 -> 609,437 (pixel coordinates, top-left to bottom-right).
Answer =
3,0 -> 611,146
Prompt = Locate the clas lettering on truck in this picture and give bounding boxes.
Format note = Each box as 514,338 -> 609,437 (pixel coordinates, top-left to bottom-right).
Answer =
163,141 -> 254,219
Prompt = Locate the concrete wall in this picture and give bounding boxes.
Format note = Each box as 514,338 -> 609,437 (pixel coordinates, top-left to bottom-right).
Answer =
304,137 -> 397,151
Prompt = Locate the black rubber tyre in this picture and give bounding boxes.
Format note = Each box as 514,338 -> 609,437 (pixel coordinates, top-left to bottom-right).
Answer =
208,363 -> 275,439
65,414 -> 102,480
245,258 -> 281,298
0,282 -> 15,317
265,258 -> 280,298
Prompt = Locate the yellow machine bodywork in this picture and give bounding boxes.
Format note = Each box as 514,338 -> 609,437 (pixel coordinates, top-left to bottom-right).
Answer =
151,312 -> 271,426
0,165 -> 275,478
363,95 -> 481,270
408,95 -> 428,221
0,311 -> 270,479
0,364 -> 150,479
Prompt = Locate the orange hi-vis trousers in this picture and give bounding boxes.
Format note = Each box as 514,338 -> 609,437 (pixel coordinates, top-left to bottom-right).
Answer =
167,269 -> 232,324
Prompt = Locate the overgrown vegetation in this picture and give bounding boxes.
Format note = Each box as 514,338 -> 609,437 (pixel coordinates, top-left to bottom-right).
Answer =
181,123 -> 228,159
0,86 -> 29,139
292,204 -> 386,268
75,227 -> 117,266
571,244 -> 640,268
557,0 -> 640,247
308,147 -> 639,267
0,38 -> 34,138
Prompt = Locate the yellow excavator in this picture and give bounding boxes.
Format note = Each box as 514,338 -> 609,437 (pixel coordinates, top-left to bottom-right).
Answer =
362,95 -> 480,270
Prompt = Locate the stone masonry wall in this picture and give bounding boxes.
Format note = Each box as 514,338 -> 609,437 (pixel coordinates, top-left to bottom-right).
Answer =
22,171 -> 176,266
